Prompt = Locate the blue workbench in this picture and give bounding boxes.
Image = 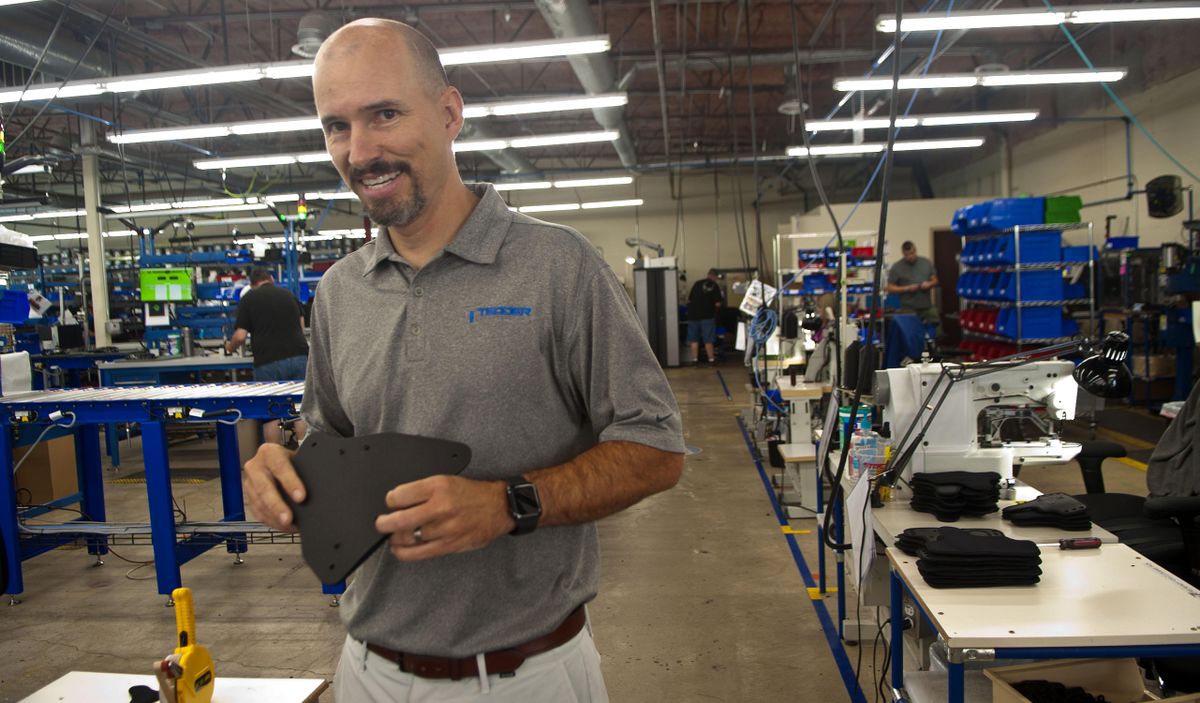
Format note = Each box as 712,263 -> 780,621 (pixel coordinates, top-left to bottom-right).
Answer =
31,351 -> 130,389
0,383 -> 330,599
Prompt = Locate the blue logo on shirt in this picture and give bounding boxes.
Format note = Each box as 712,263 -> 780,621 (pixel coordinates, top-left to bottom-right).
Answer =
468,306 -> 533,324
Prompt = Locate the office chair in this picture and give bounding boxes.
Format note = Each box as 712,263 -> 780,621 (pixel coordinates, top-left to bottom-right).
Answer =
1070,411 -> 1200,694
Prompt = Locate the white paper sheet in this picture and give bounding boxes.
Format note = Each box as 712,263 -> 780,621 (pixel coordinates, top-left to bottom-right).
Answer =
1,351 -> 32,395
845,472 -> 874,590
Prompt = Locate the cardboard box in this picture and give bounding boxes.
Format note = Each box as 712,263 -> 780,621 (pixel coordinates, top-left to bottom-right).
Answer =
985,658 -> 1200,703
14,434 -> 77,506
1132,353 -> 1176,379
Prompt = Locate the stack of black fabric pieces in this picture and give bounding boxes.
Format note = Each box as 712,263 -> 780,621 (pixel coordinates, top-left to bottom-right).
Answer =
1001,493 -> 1092,531
1011,680 -> 1111,703
895,526 -> 1042,588
909,471 -> 1002,522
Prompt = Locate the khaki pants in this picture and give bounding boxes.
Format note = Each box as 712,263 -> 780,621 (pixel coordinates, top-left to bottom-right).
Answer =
334,626 -> 610,702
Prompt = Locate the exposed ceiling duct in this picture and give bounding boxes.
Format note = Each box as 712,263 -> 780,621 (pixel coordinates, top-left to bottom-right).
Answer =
458,122 -> 538,175
534,0 -> 638,169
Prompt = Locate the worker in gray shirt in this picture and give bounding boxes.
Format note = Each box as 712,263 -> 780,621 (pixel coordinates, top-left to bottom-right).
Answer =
887,240 -> 940,326
241,18 -> 685,703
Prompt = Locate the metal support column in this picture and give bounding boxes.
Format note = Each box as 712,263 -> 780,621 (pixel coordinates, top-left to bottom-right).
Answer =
80,122 -> 112,348
140,421 -> 181,595
74,424 -> 108,558
0,425 -> 21,597
215,422 -> 247,555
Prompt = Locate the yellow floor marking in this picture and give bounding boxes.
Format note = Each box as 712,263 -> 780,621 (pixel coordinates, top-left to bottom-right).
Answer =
1116,457 -> 1148,472
807,587 -> 836,600
1094,426 -> 1156,450
781,526 -> 812,535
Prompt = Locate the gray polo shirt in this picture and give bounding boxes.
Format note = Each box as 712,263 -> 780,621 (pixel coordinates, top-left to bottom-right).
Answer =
887,255 -> 935,310
301,184 -> 685,657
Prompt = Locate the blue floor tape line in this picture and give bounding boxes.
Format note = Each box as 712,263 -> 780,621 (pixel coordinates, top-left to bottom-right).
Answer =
716,370 -> 733,400
736,415 -> 869,703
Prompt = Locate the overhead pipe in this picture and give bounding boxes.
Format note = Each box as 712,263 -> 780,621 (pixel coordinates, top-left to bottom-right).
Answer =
616,49 -> 885,91
534,0 -> 638,169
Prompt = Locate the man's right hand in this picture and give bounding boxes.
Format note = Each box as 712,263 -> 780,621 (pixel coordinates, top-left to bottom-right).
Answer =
243,443 -> 306,533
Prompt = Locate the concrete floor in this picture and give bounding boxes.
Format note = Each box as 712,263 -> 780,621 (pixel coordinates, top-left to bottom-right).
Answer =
0,366 -> 854,702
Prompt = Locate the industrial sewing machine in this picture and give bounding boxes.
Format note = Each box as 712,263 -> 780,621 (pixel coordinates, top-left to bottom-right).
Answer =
876,359 -> 1082,483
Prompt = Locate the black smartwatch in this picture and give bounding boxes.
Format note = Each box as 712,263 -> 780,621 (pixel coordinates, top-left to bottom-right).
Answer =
506,476 -> 542,536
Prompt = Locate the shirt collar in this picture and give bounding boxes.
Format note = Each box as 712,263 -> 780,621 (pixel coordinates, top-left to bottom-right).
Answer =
362,184 -> 511,275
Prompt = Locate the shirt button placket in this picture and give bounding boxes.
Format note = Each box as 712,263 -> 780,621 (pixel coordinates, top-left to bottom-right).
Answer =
407,283 -> 427,362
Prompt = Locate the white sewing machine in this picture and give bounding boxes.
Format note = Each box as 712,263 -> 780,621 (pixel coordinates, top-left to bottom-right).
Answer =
877,360 -> 1082,482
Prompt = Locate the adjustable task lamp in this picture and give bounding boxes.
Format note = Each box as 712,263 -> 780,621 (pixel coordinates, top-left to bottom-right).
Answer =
878,331 -> 1132,487
1072,331 -> 1133,398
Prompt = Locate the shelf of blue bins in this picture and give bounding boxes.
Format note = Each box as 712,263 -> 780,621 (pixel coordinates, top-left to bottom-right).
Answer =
953,197 -> 1092,342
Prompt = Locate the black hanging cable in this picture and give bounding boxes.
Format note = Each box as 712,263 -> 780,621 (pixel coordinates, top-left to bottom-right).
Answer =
0,1 -> 71,122
10,4 -> 117,149
822,0 -> 903,552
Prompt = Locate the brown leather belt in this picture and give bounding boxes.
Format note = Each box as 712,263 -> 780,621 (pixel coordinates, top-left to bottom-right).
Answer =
365,605 -> 586,680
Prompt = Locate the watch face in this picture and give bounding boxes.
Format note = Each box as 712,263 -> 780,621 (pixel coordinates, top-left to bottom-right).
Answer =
511,484 -> 541,518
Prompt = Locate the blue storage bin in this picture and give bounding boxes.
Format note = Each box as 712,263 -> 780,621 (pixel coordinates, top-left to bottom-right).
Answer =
992,231 -> 1062,264
993,270 -> 1064,301
1061,245 -> 1098,263
981,197 -> 1045,231
956,274 -> 971,299
985,272 -> 1004,300
0,289 -> 30,324
1105,236 -> 1139,250
996,308 -> 1079,339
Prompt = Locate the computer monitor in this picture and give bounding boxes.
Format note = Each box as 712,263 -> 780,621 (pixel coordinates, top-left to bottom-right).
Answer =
139,268 -> 194,302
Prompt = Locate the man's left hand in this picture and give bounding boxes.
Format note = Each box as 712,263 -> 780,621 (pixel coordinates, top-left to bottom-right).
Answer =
375,475 -> 517,561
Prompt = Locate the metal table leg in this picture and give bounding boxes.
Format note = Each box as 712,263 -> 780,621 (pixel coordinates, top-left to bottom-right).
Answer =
74,424 -> 109,559
141,421 -> 182,596
104,423 -> 121,468
0,424 -> 23,599
891,570 -> 904,696
948,661 -> 965,703
215,422 -> 247,557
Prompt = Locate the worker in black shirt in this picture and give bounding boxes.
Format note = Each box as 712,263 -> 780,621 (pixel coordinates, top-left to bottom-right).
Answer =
687,268 -> 725,365
226,268 -> 309,444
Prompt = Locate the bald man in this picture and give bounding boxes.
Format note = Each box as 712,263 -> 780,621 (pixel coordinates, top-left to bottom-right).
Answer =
240,19 -> 684,702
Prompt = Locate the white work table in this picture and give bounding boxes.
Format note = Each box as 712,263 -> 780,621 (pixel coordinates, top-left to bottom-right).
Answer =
20,671 -> 328,702
886,543 -> 1200,703
772,376 -> 831,399
98,355 -> 255,370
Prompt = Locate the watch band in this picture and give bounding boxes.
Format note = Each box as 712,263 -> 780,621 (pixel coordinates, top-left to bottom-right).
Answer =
506,476 -> 541,536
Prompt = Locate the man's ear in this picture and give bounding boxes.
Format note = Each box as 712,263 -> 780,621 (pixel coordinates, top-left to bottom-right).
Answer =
440,86 -> 466,141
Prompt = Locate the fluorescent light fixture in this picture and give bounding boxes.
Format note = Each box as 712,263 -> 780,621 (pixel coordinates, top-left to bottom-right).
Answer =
833,69 -> 1125,91
519,203 -> 581,213
193,152 -> 330,170
490,182 -> 554,191
918,110 -> 1039,126
0,209 -> 86,223
106,197 -> 261,214
553,176 -> 635,188
440,36 -> 610,66
9,164 -> 52,176
787,137 -> 984,157
0,1 -> 50,6
463,93 -> 627,118
110,93 -> 624,145
305,191 -> 358,200
452,139 -> 511,153
26,230 -> 137,242
509,131 -> 618,148
190,216 -> 280,227
581,198 -> 644,210
104,203 -> 267,219
198,131 -> 625,170
3,35 -> 612,106
807,110 -> 1038,132
878,3 -> 1200,32
517,199 -> 643,214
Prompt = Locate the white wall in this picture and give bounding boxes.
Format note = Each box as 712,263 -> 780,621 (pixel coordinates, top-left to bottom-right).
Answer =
932,66 -> 1200,248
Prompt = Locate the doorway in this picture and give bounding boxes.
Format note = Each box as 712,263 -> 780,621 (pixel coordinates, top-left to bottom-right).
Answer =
932,228 -> 961,346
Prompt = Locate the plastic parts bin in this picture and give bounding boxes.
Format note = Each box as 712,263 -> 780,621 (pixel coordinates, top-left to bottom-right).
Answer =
993,270 -> 1064,301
